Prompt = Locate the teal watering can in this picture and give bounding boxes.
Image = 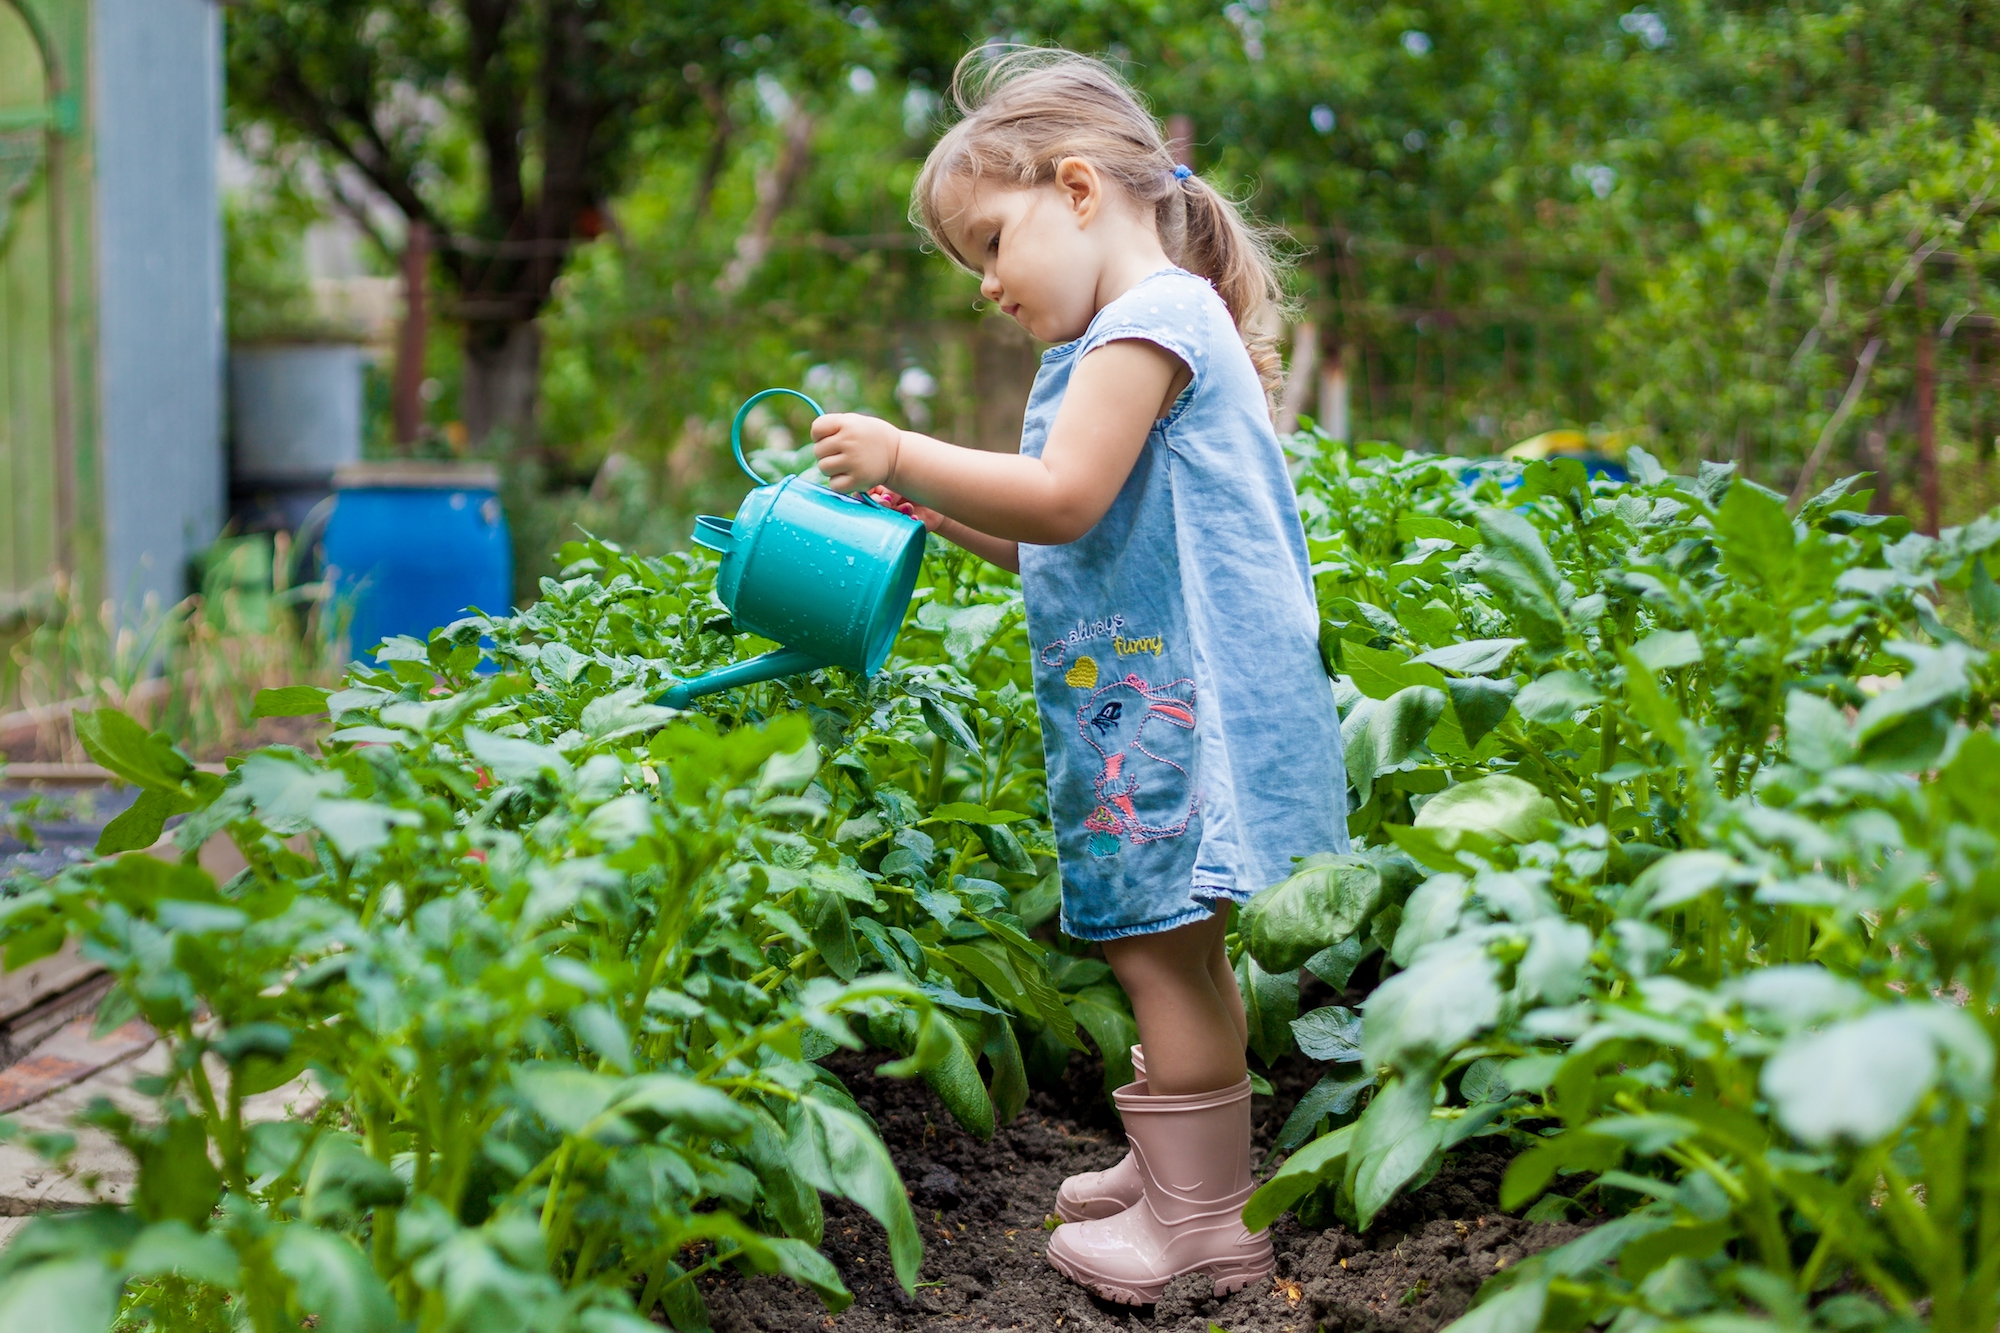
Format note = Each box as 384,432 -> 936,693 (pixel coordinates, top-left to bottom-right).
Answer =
660,388 -> 927,708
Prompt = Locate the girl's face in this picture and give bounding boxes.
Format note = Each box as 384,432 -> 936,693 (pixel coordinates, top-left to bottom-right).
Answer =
934,163 -> 1159,345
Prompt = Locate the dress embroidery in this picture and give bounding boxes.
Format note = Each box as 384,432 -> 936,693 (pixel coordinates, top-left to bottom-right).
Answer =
1076,673 -> 1199,847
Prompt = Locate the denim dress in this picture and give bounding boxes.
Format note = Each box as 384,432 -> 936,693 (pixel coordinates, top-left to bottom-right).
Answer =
1018,267 -> 1349,941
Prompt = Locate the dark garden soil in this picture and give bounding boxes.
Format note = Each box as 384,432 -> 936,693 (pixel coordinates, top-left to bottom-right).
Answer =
701,1047 -> 1587,1333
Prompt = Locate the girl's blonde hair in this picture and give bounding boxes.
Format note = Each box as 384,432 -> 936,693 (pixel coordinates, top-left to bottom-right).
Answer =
912,47 -> 1292,399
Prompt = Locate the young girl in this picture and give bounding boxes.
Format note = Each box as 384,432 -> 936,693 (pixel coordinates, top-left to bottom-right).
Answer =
810,49 -> 1349,1304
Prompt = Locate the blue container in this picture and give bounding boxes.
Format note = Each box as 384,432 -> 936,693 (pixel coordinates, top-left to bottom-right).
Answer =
324,462 -> 512,662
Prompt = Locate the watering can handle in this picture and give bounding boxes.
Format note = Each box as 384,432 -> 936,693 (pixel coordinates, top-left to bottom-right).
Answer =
728,387 -> 891,509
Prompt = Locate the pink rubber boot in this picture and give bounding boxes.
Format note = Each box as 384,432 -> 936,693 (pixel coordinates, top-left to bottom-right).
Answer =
1055,1045 -> 1146,1222
1045,1075 -> 1273,1304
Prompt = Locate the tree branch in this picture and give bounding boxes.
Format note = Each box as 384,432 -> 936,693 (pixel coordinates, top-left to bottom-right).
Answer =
1788,335 -> 1883,507
717,104 -> 817,296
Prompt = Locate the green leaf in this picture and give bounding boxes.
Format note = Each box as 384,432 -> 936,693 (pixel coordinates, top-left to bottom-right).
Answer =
1305,935 -> 1368,991
1396,516 -> 1480,546
1237,952 -> 1300,1067
124,1220 -> 241,1287
465,727 -> 573,784
1513,671 -> 1602,725
921,698 -> 979,753
251,685 -> 332,719
1438,1277 -> 1548,1333
745,1107 -> 823,1245
514,1066 -> 620,1136
1714,479 -> 1796,588
1472,509 -> 1570,654
1971,556 -> 2000,634
272,1227 -> 399,1333
1363,938 -> 1503,1072
1409,639 -> 1524,676
1344,642 -> 1447,701
1633,850 -> 1750,915
1444,677 -> 1516,750
791,1095 -> 925,1292
1274,1070 -> 1377,1153
303,1138 -> 407,1223
1391,874 -> 1470,967
1784,691 -> 1854,771
0,1257 -> 121,1333
1069,985 -> 1139,1095
1412,775 -> 1557,845
924,803 -> 1029,825
1761,1007 -> 1958,1146
915,1011 -> 996,1139
73,709 -> 193,792
1854,645 -> 1977,766
133,1109 -> 223,1228
96,786 -> 194,855
579,686 -> 677,739
1291,1005 -> 1364,1062
1242,1122 -> 1357,1231
1631,630 -> 1702,672
1500,1129 -> 1624,1210
609,1073 -> 751,1138
1348,686 -> 1447,800
1346,1076 -> 1445,1230
983,1012 -> 1030,1126
1243,855 -> 1382,973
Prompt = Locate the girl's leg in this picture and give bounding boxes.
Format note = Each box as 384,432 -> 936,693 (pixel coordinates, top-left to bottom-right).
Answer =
1207,914 -> 1248,1052
1102,906 -> 1246,1096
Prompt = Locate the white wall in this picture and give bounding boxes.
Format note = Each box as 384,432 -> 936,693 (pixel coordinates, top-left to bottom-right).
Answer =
92,0 -> 224,611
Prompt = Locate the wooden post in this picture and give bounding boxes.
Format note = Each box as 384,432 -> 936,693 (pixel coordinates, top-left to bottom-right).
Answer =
1165,114 -> 1194,170
1917,272 -> 1939,535
1319,343 -> 1350,442
393,221 -> 430,450
1276,322 -> 1318,435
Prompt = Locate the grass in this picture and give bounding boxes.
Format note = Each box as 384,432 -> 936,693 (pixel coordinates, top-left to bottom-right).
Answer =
0,532 -> 348,764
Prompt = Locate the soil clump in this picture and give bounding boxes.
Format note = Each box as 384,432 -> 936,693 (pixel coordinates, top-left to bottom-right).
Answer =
701,1049 -> 1585,1333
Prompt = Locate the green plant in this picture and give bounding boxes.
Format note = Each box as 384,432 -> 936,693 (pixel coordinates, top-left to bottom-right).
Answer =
0,534 -> 1108,1330
1229,429 -> 2000,1330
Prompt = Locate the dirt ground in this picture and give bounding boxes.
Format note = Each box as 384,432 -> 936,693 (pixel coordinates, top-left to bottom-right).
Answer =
701,1048 -> 1584,1333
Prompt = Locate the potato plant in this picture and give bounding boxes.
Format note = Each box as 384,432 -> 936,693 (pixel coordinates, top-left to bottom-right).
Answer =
0,540 -> 1111,1332
1235,435 -> 2000,1333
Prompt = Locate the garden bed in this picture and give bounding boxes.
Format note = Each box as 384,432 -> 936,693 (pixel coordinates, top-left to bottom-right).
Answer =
703,1049 -> 1585,1333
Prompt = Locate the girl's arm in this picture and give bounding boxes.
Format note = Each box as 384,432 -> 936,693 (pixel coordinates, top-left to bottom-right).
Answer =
812,339 -> 1185,546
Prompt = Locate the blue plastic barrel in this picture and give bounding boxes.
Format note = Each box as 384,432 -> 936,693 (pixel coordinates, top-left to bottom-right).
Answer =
324,462 -> 512,662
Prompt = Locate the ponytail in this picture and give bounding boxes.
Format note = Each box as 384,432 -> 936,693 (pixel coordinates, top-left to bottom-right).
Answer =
913,47 -> 1294,408
1174,172 -> 1290,402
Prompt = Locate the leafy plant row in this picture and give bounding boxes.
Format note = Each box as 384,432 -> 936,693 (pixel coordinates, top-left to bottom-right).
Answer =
1233,438 -> 2000,1333
0,544 -> 1128,1332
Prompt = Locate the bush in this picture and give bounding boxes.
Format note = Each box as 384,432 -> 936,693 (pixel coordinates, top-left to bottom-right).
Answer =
0,538 -> 1112,1331
1238,435 -> 2000,1333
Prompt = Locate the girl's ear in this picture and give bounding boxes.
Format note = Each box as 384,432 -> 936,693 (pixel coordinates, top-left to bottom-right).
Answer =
1053,156 -> 1103,224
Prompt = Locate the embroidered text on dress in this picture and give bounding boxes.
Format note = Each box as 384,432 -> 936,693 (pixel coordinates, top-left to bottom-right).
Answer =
1113,635 -> 1164,657
1039,614 -> 1129,668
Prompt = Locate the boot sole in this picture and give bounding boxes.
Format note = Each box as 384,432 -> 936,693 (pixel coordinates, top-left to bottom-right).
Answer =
1046,1244 -> 1275,1304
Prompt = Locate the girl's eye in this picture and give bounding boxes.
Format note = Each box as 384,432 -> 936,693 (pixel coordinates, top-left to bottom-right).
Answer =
987,233 -> 1000,253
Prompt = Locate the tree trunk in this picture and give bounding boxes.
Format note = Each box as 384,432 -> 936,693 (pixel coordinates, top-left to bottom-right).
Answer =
462,320 -> 543,453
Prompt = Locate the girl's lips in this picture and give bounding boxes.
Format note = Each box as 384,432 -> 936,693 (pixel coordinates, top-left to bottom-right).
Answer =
1001,302 -> 1021,318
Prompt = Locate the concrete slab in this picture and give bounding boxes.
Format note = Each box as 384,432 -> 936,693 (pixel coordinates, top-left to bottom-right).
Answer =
0,1025 -> 319,1227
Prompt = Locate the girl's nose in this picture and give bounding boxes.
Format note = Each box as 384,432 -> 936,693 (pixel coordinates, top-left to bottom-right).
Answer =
980,272 -> 1003,301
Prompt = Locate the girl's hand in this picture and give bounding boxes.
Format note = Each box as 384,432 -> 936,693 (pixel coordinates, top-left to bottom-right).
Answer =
811,413 -> 902,493
868,487 -> 945,532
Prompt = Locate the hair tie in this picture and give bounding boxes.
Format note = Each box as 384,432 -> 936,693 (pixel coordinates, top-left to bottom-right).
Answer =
1172,164 -> 1193,181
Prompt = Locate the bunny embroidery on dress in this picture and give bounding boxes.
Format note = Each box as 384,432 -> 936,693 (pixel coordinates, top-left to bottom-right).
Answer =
1076,674 -> 1199,855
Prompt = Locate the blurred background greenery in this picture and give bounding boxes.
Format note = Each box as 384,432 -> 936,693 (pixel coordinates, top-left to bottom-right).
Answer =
219,0 -> 2000,595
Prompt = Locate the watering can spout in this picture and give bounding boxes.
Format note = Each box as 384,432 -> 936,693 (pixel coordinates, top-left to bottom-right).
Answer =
659,647 -> 826,708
